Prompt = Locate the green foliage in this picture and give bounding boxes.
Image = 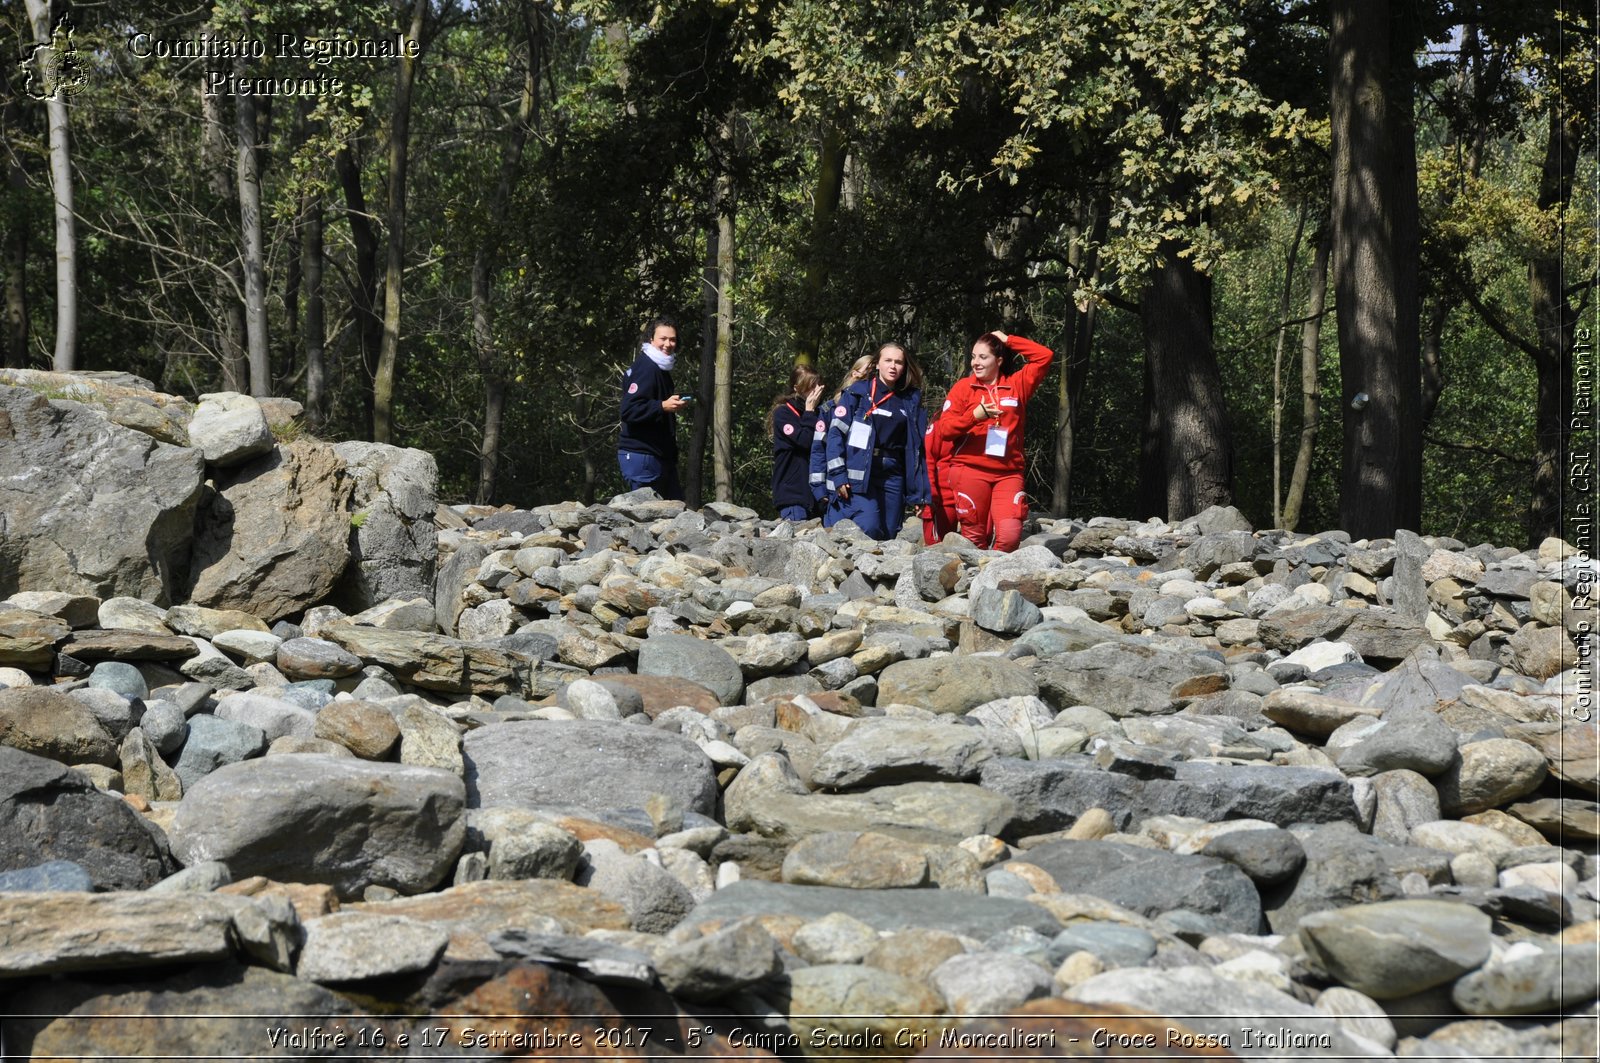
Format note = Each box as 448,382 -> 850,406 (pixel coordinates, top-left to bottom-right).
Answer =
0,0 -> 1585,540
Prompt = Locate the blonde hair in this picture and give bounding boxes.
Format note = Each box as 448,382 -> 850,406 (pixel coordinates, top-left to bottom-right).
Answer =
831,355 -> 873,401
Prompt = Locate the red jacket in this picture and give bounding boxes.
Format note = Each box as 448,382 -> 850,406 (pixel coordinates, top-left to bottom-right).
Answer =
935,336 -> 1056,474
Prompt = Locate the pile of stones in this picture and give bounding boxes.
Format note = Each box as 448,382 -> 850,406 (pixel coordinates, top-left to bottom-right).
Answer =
1,490 -> 1596,1060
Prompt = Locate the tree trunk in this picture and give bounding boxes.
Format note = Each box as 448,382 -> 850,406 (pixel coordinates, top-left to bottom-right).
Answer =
1140,242 -> 1234,521
1273,205 -> 1309,529
301,188 -> 326,431
2,60 -> 30,369
1051,209 -> 1102,516
712,163 -> 736,504
794,122 -> 846,367
24,0 -> 74,371
235,60 -> 269,396
201,38 -> 246,392
685,218 -> 717,508
1329,0 -> 1423,539
1528,106 -> 1580,546
335,144 -> 381,439
473,5 -> 538,505
1283,221 -> 1332,532
374,0 -> 429,444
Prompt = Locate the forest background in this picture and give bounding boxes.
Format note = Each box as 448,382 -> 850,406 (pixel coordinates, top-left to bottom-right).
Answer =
2,0 -> 1595,548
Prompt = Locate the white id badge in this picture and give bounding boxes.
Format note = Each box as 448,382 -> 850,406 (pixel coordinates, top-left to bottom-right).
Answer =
985,425 -> 1009,456
848,420 -> 872,449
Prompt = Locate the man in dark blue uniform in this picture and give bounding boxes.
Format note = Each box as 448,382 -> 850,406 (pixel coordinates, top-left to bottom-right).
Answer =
618,316 -> 687,500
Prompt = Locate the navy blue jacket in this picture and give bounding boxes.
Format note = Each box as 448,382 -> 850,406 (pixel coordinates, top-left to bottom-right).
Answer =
823,379 -> 930,505
618,350 -> 678,460
772,401 -> 820,510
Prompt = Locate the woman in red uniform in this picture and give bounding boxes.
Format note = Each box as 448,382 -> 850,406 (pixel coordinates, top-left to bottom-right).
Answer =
921,407 -> 958,544
935,330 -> 1055,552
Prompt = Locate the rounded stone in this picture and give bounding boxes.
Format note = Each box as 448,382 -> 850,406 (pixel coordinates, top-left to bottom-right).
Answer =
87,662 -> 149,701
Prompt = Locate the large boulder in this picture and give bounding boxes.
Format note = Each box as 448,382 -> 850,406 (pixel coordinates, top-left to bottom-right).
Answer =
186,441 -> 352,622
332,442 -> 439,611
0,745 -> 176,890
167,755 -> 465,897
636,634 -> 744,705
0,384 -> 204,604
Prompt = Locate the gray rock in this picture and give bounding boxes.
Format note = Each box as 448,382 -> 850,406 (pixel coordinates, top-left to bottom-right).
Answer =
1436,738 -> 1548,815
68,686 -> 142,742
87,661 -> 149,701
171,712 -> 267,790
1266,827 -> 1406,933
979,757 -> 1359,836
1297,899 -> 1492,999
971,588 -> 1042,635
682,879 -> 1061,940
1450,942 -> 1600,1014
212,691 -> 317,741
0,860 -> 94,892
468,809 -> 582,881
1200,828 -> 1306,886
658,919 -> 784,1001
772,964 -> 945,1051
119,727 -> 182,801
792,911 -> 881,964
877,656 -> 1038,716
1031,641 -> 1225,717
147,860 -> 232,893
138,699 -> 187,756
1370,768 -> 1443,845
0,742 -> 175,890
1052,921 -> 1158,968
464,720 -> 717,820
1336,708 -> 1460,778
332,442 -> 439,611
0,385 -> 204,604
188,392 -> 273,466
575,839 -> 694,933
636,633 -> 744,705
275,638 -> 362,681
1392,529 -> 1429,623
295,912 -> 448,983
810,717 -> 993,789
929,950 -> 1052,1016
487,928 -> 656,986
1018,840 -> 1262,935
167,754 -> 465,897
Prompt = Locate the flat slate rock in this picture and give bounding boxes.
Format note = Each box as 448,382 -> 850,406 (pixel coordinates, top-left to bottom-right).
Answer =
679,880 -> 1062,940
463,719 -> 718,819
1018,840 -> 1262,935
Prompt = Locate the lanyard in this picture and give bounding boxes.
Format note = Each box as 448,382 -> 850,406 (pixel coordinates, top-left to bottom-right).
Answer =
863,379 -> 896,418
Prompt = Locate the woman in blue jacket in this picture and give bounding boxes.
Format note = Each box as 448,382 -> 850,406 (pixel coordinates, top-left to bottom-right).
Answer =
771,365 -> 825,520
823,343 -> 930,540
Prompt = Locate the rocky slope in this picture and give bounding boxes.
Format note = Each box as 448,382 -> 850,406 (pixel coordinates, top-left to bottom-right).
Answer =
2,384 -> 1597,1060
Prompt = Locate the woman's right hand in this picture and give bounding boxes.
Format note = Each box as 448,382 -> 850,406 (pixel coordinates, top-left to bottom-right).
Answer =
974,400 -> 997,422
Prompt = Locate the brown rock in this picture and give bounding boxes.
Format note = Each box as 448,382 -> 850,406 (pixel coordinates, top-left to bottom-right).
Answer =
314,700 -> 401,760
320,624 -> 522,696
56,629 -> 199,662
0,607 -> 69,668
588,673 -> 720,719
0,687 -> 118,765
216,877 -> 340,922
348,880 -> 629,962
0,893 -> 237,976
1172,674 -> 1228,699
163,604 -> 270,638
1519,722 -> 1599,795
865,928 -> 970,983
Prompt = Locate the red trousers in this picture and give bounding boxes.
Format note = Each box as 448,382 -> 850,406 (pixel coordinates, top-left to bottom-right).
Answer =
951,466 -> 1026,552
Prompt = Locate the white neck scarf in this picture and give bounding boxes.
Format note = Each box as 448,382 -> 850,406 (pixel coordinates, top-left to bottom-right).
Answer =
643,342 -> 676,371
